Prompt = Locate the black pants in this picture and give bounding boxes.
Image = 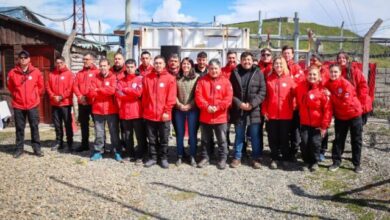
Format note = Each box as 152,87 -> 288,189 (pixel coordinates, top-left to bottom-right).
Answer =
145,120 -> 170,161
78,104 -> 93,147
52,105 -> 73,146
332,116 -> 363,166
200,123 -> 228,161
289,110 -> 301,158
300,125 -> 322,165
122,118 -> 148,159
14,107 -> 40,151
320,130 -> 329,154
266,119 -> 291,161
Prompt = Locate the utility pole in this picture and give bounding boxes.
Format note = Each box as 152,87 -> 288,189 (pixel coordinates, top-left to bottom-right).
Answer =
293,12 -> 300,62
339,21 -> 344,50
362,19 -> 383,78
258,11 -> 262,48
73,0 -> 86,37
125,0 -> 133,59
277,17 -> 282,48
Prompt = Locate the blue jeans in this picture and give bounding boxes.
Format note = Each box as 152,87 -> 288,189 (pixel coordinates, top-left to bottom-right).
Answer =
233,120 -> 262,160
174,108 -> 199,157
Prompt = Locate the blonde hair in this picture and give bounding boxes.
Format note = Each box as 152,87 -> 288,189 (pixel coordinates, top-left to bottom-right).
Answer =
272,56 -> 289,75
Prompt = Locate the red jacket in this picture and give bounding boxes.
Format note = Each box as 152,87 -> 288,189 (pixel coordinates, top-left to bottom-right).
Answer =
262,71 -> 296,120
221,64 -> 236,79
73,65 -> 99,105
110,65 -> 126,81
258,61 -> 273,79
46,67 -> 74,106
287,60 -> 305,84
326,77 -> 363,120
296,81 -> 332,130
142,69 -> 177,121
137,64 -> 154,77
88,71 -> 118,115
341,65 -> 372,114
116,73 -> 143,120
195,74 -> 233,124
7,64 -> 44,110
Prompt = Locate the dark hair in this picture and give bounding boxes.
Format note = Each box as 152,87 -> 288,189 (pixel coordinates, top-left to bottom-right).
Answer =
240,51 -> 253,60
83,53 -> 95,59
99,58 -> 110,65
55,56 -> 65,62
208,58 -> 221,67
336,51 -> 349,61
141,51 -> 151,57
125,59 -> 137,66
179,57 -> 196,79
114,52 -> 124,58
154,55 -> 166,63
226,50 -> 237,56
260,48 -> 272,54
329,63 -> 341,70
197,51 -> 207,58
168,53 -> 180,61
282,45 -> 294,53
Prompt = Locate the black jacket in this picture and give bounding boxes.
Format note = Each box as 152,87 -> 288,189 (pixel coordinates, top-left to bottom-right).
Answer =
229,64 -> 266,124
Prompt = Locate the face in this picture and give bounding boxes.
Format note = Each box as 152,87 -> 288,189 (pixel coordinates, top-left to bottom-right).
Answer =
208,63 -> 221,78
99,61 -> 110,75
260,51 -> 272,63
154,58 -> 166,73
282,49 -> 294,61
168,57 -> 180,70
141,54 -> 151,66
126,63 -> 136,74
55,59 -> 65,70
310,56 -> 321,67
114,54 -> 124,67
18,55 -> 30,67
197,57 -> 207,68
240,55 -> 253,70
329,66 -> 342,80
181,60 -> 192,74
83,55 -> 93,68
227,54 -> 237,65
307,69 -> 320,84
273,59 -> 283,75
337,54 -> 348,66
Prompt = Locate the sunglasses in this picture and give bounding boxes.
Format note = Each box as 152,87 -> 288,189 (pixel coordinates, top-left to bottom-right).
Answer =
19,56 -> 28,59
261,53 -> 271,57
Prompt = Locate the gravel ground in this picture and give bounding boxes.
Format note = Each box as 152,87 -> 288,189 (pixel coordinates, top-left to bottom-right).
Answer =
0,118 -> 389,220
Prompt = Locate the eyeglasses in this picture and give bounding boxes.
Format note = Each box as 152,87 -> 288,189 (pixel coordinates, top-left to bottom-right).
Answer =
19,56 -> 28,59
261,53 -> 271,57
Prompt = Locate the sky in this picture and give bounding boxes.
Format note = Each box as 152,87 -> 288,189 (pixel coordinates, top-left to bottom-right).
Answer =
0,0 -> 389,40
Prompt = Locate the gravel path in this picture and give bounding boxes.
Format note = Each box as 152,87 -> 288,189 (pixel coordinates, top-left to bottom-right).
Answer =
0,119 -> 389,219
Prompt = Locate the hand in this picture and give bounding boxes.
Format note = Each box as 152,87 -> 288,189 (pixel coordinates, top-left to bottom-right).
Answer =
80,96 -> 87,104
207,105 -> 217,113
181,104 -> 191,111
54,96 -> 62,102
162,113 -> 169,121
264,114 -> 269,121
240,103 -> 248,110
319,128 -> 327,138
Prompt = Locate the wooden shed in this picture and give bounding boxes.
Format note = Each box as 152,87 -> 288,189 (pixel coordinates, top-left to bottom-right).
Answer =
0,6 -> 108,124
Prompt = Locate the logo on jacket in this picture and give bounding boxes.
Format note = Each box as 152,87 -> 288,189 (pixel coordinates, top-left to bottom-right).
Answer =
309,94 -> 315,100
89,73 -> 93,77
105,81 -> 110,86
337,88 -> 343,94
282,82 -> 287,87
60,76 -> 65,80
132,83 -> 137,88
216,85 -> 221,90
159,83 -> 165,88
345,92 -> 350,98
28,76 -> 32,80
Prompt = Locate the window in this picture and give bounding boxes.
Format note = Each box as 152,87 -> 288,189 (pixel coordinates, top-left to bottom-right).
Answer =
0,48 -> 14,90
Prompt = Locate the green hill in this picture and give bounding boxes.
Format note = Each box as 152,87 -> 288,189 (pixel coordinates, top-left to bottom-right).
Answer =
227,20 -> 390,67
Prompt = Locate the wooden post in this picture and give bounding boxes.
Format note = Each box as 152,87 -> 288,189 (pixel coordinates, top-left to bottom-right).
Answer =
363,19 -> 383,79
293,12 -> 300,63
258,11 -> 262,48
125,0 -> 133,59
339,21 -> 344,50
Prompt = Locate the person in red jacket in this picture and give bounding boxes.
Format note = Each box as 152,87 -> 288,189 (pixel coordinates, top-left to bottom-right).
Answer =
142,55 -> 177,169
110,52 -> 126,81
46,56 -> 74,152
296,66 -> 332,171
282,45 -> 305,162
73,53 -> 99,152
262,56 -> 296,169
195,59 -> 233,170
116,59 -> 147,165
337,51 -> 372,125
221,50 -> 237,79
137,51 -> 154,76
326,64 -> 364,173
258,48 -> 273,78
7,50 -> 44,158
88,59 -> 121,162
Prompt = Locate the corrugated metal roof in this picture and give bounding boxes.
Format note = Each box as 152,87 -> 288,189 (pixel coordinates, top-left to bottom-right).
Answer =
0,6 -> 44,26
116,21 -> 214,30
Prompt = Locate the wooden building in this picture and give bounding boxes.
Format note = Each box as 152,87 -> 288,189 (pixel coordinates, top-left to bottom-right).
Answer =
0,6 -> 108,123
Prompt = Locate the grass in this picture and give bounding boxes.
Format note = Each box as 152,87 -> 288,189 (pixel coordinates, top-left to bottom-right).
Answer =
372,108 -> 390,120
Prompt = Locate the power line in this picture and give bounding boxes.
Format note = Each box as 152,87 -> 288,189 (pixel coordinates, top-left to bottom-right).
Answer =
316,0 -> 338,26
85,10 -> 98,42
332,0 -> 345,22
31,11 -> 74,22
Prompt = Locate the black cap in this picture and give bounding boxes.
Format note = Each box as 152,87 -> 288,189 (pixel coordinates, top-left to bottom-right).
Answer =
18,50 -> 30,58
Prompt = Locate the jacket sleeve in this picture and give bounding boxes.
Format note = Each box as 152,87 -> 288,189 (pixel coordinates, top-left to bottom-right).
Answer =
62,73 -> 74,99
6,71 -> 15,95
195,80 -> 209,111
97,77 -> 116,96
217,79 -> 233,111
321,92 -> 333,130
230,73 -> 242,109
45,75 -> 55,99
163,78 -> 177,113
249,72 -> 266,108
73,74 -> 83,100
37,70 -> 45,96
353,68 -> 370,112
122,78 -> 143,101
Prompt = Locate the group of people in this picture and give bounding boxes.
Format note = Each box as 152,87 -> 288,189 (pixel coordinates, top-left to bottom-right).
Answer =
7,46 -> 372,173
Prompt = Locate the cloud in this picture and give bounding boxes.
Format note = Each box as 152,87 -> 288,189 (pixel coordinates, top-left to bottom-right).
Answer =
152,0 -> 195,22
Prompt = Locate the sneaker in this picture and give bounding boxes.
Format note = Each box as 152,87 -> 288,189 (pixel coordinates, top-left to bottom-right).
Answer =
74,146 -> 89,152
319,154 -> 325,162
51,143 -> 62,151
252,160 -> 261,169
217,160 -> 227,170
135,159 -> 143,166
144,159 -> 157,168
175,158 -> 182,167
354,166 -> 363,174
189,157 -> 197,167
34,148 -> 44,157
328,164 -> 340,172
302,165 -> 310,172
230,159 -> 241,168
114,152 -> 123,162
90,152 -> 102,161
310,163 -> 319,172
270,160 -> 278,169
282,161 -> 290,168
13,149 -> 24,158
197,158 -> 209,168
160,159 -> 169,169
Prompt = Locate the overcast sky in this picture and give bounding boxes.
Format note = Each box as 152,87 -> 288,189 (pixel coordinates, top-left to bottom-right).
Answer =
1,0 -> 389,38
